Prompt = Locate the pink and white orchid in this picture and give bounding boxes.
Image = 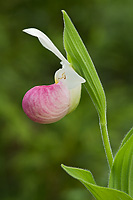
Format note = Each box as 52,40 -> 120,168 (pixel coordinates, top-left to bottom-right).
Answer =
22,28 -> 85,124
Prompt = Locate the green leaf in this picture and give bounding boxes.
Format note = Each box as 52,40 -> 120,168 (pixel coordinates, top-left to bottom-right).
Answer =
129,155 -> 133,198
62,164 -> 133,200
62,164 -> 96,185
120,127 -> 133,147
62,10 -> 106,123
109,132 -> 133,197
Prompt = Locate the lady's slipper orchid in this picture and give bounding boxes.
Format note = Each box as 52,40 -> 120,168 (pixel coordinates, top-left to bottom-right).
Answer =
22,28 -> 85,124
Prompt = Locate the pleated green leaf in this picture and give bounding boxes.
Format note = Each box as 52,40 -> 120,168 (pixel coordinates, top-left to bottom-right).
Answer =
109,130 -> 133,197
62,10 -> 106,123
120,127 -> 133,147
62,164 -> 133,200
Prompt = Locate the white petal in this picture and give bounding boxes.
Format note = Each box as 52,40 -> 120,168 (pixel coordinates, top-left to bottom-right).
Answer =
55,67 -> 86,89
23,28 -> 69,64
65,67 -> 86,89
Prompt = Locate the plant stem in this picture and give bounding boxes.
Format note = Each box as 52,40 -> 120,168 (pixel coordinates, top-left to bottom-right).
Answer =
100,120 -> 113,170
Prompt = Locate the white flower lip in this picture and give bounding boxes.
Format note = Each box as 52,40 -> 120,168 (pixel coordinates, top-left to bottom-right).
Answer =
23,28 -> 86,88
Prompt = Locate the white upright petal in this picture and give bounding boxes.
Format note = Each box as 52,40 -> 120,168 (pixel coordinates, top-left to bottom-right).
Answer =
23,28 -> 69,65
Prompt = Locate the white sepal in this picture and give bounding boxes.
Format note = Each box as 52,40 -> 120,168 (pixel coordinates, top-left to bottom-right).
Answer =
23,28 -> 69,65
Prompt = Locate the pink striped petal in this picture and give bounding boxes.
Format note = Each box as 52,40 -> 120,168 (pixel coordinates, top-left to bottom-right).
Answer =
22,82 -> 70,124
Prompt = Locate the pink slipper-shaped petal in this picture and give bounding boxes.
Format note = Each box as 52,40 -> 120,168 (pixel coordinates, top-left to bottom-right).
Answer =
22,82 -> 70,124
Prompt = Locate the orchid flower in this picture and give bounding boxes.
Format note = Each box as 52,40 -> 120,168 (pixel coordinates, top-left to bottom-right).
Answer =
22,28 -> 85,124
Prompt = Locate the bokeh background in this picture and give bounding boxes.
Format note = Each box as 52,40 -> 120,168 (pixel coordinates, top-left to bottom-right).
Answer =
0,0 -> 133,199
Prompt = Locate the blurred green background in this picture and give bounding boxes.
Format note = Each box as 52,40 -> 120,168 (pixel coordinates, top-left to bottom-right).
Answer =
0,0 -> 133,199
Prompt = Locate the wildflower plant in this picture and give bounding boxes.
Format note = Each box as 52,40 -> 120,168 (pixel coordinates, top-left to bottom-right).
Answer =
22,11 -> 133,200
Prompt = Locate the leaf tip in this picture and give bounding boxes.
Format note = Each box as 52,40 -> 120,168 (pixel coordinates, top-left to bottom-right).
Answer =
61,10 -> 69,23
61,164 -> 66,169
61,10 -> 66,16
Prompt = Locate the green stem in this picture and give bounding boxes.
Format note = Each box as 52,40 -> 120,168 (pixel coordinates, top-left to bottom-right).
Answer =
100,120 -> 113,170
